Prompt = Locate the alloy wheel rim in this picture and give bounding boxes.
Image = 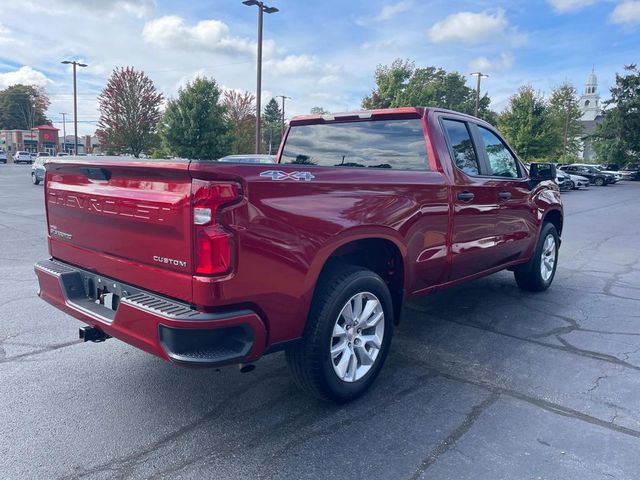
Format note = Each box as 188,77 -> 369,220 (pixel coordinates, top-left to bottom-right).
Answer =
330,292 -> 385,383
540,234 -> 556,282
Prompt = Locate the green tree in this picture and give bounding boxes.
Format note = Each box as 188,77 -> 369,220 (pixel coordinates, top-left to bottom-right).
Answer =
548,83 -> 583,161
593,64 -> 640,165
223,90 -> 255,155
361,59 -> 497,123
310,106 -> 329,115
497,86 -> 559,161
161,77 -> 230,160
0,84 -> 50,129
263,98 -> 282,154
97,67 -> 163,158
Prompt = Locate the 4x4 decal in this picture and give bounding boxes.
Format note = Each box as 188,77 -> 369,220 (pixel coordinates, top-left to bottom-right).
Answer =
260,170 -> 315,182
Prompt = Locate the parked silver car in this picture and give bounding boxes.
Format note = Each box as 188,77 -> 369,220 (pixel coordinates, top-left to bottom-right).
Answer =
31,157 -> 46,185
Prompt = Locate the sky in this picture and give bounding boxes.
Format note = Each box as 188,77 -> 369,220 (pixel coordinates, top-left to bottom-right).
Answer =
0,0 -> 638,136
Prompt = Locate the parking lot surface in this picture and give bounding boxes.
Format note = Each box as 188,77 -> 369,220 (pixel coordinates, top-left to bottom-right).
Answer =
1,164 -> 639,479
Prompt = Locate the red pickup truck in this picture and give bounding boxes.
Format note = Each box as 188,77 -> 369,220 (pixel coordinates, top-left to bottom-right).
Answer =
35,107 -> 562,402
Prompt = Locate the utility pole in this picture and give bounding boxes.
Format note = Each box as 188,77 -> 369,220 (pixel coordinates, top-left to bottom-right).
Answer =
61,60 -> 88,155
276,95 -> 291,136
470,72 -> 488,117
59,112 -> 69,153
243,1 -> 279,154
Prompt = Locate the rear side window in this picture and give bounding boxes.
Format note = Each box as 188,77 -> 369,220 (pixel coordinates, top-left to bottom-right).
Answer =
281,119 -> 429,170
442,119 -> 480,176
477,127 -> 521,178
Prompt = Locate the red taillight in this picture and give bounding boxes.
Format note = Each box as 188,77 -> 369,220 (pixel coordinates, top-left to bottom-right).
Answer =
192,180 -> 239,275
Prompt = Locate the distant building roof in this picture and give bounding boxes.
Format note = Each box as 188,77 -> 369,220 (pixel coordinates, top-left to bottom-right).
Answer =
33,124 -> 59,131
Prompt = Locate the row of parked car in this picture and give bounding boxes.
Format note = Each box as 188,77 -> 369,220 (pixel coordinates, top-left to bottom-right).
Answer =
554,163 -> 640,191
0,151 -> 70,165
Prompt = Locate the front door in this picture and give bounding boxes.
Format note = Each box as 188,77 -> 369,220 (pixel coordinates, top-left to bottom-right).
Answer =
441,118 -> 503,281
473,125 -> 538,264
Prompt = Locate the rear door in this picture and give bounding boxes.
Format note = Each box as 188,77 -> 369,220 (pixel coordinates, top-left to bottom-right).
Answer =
45,158 -> 195,302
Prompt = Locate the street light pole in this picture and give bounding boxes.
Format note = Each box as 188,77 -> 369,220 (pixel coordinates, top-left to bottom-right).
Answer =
59,112 -> 68,153
61,60 -> 88,155
243,0 -> 279,154
470,72 -> 488,117
276,95 -> 291,136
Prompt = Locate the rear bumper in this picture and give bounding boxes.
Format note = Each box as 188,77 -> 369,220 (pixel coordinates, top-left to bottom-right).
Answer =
34,259 -> 267,367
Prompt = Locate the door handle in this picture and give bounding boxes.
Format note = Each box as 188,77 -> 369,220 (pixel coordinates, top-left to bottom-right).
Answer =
498,191 -> 512,200
457,191 -> 475,201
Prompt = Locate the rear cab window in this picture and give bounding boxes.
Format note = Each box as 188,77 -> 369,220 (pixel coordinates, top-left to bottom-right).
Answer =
281,119 -> 429,171
441,119 -> 480,176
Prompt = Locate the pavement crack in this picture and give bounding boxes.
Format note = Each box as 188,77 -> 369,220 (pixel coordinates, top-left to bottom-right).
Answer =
408,392 -> 500,479
0,340 -> 81,364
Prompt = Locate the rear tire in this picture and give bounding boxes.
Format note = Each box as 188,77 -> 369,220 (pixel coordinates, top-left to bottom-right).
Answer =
594,177 -> 605,186
286,264 -> 394,403
514,223 -> 559,292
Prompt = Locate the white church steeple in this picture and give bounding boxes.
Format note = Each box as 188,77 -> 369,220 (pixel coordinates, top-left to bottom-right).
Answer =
579,69 -> 601,121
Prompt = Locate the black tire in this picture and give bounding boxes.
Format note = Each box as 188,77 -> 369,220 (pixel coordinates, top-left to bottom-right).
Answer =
514,223 -> 559,292
594,177 -> 605,186
286,264 -> 394,403
32,173 -> 40,185
570,181 -> 576,190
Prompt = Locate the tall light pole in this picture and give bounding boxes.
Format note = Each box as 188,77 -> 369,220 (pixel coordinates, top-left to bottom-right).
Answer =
243,0 -> 279,154
61,60 -> 88,155
470,72 -> 488,117
276,95 -> 291,136
59,112 -> 69,153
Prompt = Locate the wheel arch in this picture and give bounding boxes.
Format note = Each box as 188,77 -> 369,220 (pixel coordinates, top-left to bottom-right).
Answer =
305,231 -> 408,327
542,208 -> 563,237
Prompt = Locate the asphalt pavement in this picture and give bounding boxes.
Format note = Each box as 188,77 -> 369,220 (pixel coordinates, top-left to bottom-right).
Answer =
1,163 -> 639,479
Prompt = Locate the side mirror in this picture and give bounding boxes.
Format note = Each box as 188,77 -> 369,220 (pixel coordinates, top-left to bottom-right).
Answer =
529,163 -> 556,185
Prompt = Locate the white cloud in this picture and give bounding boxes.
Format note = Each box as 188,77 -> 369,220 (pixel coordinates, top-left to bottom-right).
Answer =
547,0 -> 598,13
265,55 -> 340,79
21,0 -> 154,17
375,1 -> 413,21
469,53 -> 514,73
428,10 -> 523,45
610,1 -> 640,25
142,16 -> 257,56
0,66 -> 51,89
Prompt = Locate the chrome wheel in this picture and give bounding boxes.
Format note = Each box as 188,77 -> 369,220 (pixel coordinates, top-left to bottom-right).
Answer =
330,292 -> 385,383
540,234 -> 556,282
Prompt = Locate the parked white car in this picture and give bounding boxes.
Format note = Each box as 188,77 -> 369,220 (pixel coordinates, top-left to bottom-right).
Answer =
567,174 -> 590,190
14,151 -> 33,164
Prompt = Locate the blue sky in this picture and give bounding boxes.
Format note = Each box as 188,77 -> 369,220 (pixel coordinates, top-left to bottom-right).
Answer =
0,0 -> 638,135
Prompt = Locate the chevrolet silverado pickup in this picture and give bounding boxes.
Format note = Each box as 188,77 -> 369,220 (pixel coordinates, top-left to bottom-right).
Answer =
35,107 -> 563,402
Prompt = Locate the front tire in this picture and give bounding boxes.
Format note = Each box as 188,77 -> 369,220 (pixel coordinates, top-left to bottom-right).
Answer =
32,173 -> 40,185
514,223 -> 559,292
286,264 -> 394,403
594,177 -> 605,186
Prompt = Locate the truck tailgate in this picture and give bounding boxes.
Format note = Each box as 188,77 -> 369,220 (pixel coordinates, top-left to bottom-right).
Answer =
45,159 -> 195,303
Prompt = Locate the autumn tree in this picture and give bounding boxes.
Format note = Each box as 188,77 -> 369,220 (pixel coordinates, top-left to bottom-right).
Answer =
97,67 -> 162,158
0,84 -> 50,129
161,77 -> 230,160
593,64 -> 640,165
548,83 -> 583,161
361,58 -> 497,124
263,98 -> 282,154
223,90 -> 255,155
497,86 -> 558,161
